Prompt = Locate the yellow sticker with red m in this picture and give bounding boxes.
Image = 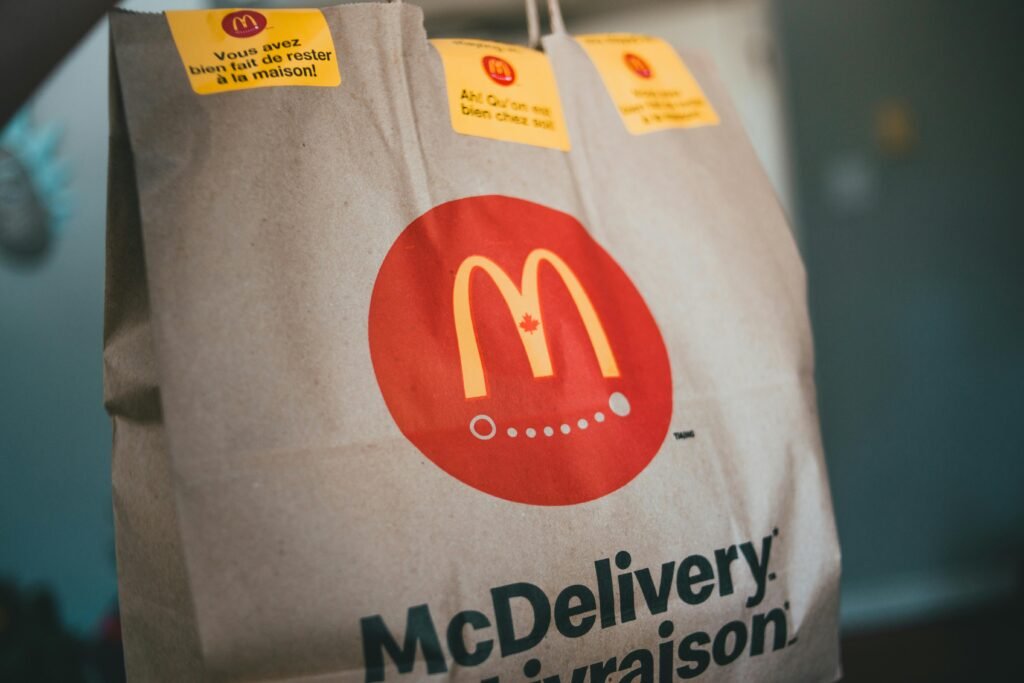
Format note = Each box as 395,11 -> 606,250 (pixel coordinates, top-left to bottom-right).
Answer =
576,34 -> 718,134
165,9 -> 340,94
431,39 -> 570,151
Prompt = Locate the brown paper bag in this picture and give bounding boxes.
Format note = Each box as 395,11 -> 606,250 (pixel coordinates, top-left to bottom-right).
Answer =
106,2 -> 840,681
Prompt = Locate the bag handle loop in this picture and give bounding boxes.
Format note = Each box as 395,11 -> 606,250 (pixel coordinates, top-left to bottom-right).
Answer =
526,0 -> 567,48
390,0 -> 564,49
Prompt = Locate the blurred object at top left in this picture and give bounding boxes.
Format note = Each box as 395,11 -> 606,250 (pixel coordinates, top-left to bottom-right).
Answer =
0,111 -> 71,267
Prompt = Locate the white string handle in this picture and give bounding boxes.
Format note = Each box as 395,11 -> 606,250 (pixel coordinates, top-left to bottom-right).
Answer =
395,0 -> 563,49
546,0 -> 566,35
526,0 -> 567,49
526,0 -> 541,49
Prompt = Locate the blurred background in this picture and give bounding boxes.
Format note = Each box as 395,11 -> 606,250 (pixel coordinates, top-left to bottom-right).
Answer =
0,0 -> 1021,680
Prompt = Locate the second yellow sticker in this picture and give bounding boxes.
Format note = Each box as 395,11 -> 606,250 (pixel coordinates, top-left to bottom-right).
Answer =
432,39 -> 570,151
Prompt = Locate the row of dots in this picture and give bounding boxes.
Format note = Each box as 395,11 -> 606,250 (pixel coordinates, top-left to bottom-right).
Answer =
469,392 -> 631,441
508,411 -> 606,439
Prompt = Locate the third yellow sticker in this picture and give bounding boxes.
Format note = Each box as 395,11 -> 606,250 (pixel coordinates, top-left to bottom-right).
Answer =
576,34 -> 719,135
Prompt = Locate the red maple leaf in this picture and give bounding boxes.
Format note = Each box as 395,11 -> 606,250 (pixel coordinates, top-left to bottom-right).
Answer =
519,313 -> 540,334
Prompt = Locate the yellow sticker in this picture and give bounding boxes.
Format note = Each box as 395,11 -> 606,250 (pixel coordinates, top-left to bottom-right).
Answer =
431,39 -> 570,151
576,34 -> 718,134
165,9 -> 340,95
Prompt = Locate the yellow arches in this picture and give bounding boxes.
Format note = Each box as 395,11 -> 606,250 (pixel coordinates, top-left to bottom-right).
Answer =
452,248 -> 620,399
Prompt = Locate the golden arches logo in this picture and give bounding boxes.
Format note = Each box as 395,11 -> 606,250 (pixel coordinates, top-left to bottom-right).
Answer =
453,248 -> 620,400
221,10 -> 267,38
624,52 -> 653,79
482,55 -> 516,86
368,196 -> 672,505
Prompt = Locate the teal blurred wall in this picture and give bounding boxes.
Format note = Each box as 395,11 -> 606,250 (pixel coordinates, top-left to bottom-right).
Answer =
0,24 -> 115,633
776,0 -> 1024,625
0,0 -> 203,634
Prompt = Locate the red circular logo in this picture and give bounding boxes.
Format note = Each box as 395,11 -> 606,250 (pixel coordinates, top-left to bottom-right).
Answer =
368,196 -> 673,505
221,10 -> 267,38
624,53 -> 653,79
482,55 -> 516,86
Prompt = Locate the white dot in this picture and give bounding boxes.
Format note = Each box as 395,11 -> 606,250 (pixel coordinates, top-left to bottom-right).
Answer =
543,426 -> 554,437
609,392 -> 631,417
525,428 -> 537,438
594,411 -> 606,423
560,424 -> 571,435
507,427 -> 518,438
577,418 -> 589,429
470,414 -> 497,440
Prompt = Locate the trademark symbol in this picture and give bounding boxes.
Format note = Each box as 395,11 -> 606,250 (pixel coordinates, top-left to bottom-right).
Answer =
673,430 -> 695,440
